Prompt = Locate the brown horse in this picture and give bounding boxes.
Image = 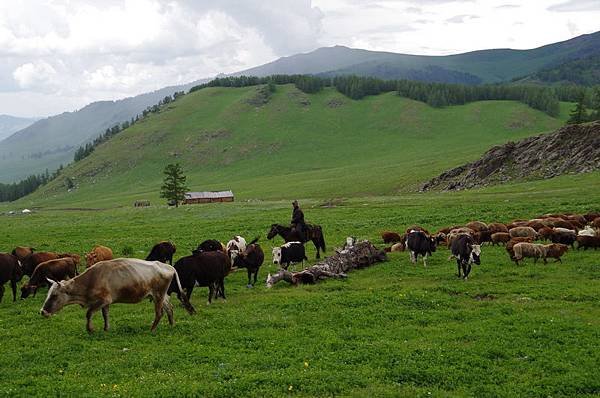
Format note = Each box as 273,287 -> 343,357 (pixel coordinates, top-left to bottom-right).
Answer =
267,224 -> 326,259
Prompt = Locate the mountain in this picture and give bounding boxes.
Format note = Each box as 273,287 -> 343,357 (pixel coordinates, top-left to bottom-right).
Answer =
422,122 -> 600,191
0,115 -> 38,142
0,80 -> 207,183
237,31 -> 600,84
23,84 -> 566,207
530,54 -> 600,85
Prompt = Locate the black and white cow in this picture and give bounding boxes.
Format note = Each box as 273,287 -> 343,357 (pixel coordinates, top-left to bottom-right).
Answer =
450,234 -> 481,280
272,242 -> 307,270
406,230 -> 436,267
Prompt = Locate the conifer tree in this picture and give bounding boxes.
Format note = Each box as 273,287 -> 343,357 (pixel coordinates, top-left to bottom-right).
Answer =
160,163 -> 188,207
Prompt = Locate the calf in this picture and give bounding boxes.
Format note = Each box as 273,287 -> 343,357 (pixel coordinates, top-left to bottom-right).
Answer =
226,236 -> 247,262
12,246 -> 34,262
381,231 -> 402,244
170,251 -> 231,304
406,230 -> 436,267
232,239 -> 264,287
451,234 -> 481,280
192,239 -> 225,255
21,252 -> 60,277
146,241 -> 176,264
512,242 -> 545,265
491,232 -> 511,246
40,258 -> 194,333
21,258 -> 78,299
0,253 -> 23,302
576,235 -> 600,250
543,243 -> 569,262
85,246 -> 113,268
272,242 -> 307,270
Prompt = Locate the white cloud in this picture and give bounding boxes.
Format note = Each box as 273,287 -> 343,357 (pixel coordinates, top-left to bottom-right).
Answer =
13,61 -> 58,90
548,0 -> 600,12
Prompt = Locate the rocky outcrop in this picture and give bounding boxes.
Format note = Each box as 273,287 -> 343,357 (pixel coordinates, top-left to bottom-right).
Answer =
422,122 -> 600,191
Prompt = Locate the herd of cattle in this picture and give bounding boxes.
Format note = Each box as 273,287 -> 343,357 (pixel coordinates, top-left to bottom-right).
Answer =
0,210 -> 599,332
383,210 -> 600,280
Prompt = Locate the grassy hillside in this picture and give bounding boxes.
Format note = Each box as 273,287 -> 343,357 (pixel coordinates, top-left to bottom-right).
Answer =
22,84 -> 568,208
1,174 -> 600,396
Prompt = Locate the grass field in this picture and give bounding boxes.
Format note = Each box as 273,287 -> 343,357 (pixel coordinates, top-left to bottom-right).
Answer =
1,172 -> 600,397
24,84 -> 572,208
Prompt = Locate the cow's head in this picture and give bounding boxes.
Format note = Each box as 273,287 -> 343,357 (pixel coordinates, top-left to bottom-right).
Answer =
40,278 -> 70,317
272,247 -> 282,265
470,244 -> 481,265
429,236 -> 437,252
85,252 -> 97,268
20,284 -> 35,299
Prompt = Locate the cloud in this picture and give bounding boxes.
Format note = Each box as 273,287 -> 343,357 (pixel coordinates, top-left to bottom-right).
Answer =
446,14 -> 480,23
548,0 -> 600,12
496,4 -> 520,9
13,61 -> 58,90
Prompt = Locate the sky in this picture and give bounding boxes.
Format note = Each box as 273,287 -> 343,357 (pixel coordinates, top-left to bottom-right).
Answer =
0,0 -> 599,118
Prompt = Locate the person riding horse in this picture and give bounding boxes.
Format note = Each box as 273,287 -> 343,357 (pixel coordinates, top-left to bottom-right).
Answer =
291,200 -> 306,241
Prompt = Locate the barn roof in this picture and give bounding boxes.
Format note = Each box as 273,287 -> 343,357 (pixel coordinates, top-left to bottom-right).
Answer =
184,190 -> 234,199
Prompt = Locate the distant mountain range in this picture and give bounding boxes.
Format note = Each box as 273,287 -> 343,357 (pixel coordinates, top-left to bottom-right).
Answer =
0,115 -> 38,142
2,30 -> 599,183
237,31 -> 600,84
0,80 -> 206,182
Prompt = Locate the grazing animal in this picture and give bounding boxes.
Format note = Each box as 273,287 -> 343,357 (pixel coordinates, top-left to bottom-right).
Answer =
550,230 -> 576,248
267,223 -> 326,259
474,230 -> 492,245
381,231 -> 403,243
447,227 -> 475,247
537,227 -> 554,241
527,220 -> 546,231
85,246 -> 113,268
21,252 -> 60,277
509,226 -> 538,239
232,238 -> 264,287
576,235 -> 600,250
146,241 -> 176,264
0,253 -> 23,302
405,225 -> 430,235
512,242 -> 546,265
592,217 -> 600,229
226,236 -> 247,261
506,220 -> 529,229
406,230 -> 436,267
272,242 -> 307,270
578,226 -> 598,237
488,223 -> 509,234
385,242 -> 406,253
21,258 -> 78,299
505,237 -> 534,260
584,212 -> 600,223
491,232 -> 511,246
451,234 -> 481,280
11,246 -> 34,262
193,239 -> 225,255
58,253 -> 81,267
170,251 -> 231,304
466,221 -> 488,232
542,243 -> 569,262
41,258 -> 194,333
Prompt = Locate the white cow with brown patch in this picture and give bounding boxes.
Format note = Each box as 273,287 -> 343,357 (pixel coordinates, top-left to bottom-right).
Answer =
40,258 -> 195,333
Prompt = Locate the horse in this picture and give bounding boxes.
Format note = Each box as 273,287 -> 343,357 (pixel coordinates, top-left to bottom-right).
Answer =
267,223 -> 326,259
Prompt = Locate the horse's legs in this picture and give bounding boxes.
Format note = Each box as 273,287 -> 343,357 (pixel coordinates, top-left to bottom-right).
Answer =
313,238 -> 320,259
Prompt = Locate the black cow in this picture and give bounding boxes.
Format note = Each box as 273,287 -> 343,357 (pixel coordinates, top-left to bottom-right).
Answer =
192,239 -> 223,255
450,234 -> 481,280
406,230 -> 436,267
169,251 -> 231,304
0,253 -> 23,302
232,238 -> 265,287
272,242 -> 307,270
146,241 -> 176,264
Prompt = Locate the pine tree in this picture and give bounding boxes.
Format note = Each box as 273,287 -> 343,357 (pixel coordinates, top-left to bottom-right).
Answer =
160,163 -> 188,207
567,94 -> 588,124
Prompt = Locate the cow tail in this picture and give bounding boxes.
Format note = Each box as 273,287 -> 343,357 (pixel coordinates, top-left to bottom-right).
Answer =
174,271 -> 196,315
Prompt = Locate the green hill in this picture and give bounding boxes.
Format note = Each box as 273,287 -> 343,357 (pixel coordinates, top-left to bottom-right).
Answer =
24,84 -> 567,207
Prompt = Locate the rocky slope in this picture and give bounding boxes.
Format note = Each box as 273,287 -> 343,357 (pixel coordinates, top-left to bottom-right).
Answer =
421,122 -> 600,191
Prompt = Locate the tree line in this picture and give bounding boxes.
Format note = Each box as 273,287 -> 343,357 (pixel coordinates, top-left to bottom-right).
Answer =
0,167 -> 64,202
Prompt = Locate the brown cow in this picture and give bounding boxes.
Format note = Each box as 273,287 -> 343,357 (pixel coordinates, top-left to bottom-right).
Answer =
0,253 -> 23,302
576,235 -> 600,250
491,232 -> 511,246
512,242 -> 545,265
21,252 -> 60,277
12,246 -> 34,262
509,226 -> 538,239
381,231 -> 403,244
542,244 -> 569,263
58,253 -> 81,267
40,258 -> 195,333
488,223 -> 509,234
85,246 -> 113,268
21,258 -> 78,298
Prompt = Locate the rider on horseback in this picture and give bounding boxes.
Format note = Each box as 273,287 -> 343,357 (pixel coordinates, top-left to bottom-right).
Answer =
291,200 -> 306,242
